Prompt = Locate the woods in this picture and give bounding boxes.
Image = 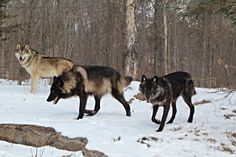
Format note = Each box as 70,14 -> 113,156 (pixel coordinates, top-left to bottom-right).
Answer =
0,0 -> 236,88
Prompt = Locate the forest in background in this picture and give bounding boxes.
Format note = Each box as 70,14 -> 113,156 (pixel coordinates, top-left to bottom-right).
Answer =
0,0 -> 236,88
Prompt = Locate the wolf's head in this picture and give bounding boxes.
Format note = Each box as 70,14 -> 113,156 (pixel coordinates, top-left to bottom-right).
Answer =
15,44 -> 34,65
47,72 -> 78,104
47,76 -> 66,104
139,75 -> 165,104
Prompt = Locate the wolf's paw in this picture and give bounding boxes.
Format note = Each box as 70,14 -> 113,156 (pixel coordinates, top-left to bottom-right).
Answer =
126,112 -> 131,117
156,128 -> 163,132
167,120 -> 174,124
85,109 -> 97,116
152,119 -> 161,124
76,115 -> 84,120
187,118 -> 193,123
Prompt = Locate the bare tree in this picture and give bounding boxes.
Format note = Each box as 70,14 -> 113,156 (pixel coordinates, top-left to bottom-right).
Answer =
124,0 -> 138,78
0,0 -> 236,88
163,0 -> 169,74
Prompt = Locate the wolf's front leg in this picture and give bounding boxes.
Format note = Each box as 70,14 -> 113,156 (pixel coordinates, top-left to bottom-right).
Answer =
84,96 -> 101,116
77,93 -> 88,119
156,105 -> 170,132
31,75 -> 39,93
152,105 -> 161,124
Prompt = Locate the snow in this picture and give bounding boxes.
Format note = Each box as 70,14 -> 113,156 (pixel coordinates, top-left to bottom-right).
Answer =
0,79 -> 235,157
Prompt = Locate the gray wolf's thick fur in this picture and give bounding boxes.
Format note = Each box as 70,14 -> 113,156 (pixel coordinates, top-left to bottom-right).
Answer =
15,44 -> 74,93
139,71 -> 196,132
47,65 -> 133,119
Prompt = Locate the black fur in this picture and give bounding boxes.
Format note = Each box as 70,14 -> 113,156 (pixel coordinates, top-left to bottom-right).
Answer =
47,65 -> 132,119
139,71 -> 196,132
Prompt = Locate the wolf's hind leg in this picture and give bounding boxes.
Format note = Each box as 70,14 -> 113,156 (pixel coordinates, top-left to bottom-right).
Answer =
111,90 -> 131,116
167,101 -> 177,124
182,94 -> 195,123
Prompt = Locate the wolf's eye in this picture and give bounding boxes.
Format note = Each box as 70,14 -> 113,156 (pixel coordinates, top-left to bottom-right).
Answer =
50,89 -> 57,93
140,86 -> 146,93
139,85 -> 143,91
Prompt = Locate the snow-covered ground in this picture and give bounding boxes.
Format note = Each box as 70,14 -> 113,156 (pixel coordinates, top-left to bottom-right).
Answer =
0,79 -> 235,157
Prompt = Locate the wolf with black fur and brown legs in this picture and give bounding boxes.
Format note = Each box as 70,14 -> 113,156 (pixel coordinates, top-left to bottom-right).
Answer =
15,44 -> 74,93
139,72 -> 196,132
46,65 -> 132,119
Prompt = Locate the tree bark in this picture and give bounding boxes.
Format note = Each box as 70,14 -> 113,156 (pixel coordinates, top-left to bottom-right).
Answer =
0,124 -> 87,151
124,0 -> 137,78
163,0 -> 168,74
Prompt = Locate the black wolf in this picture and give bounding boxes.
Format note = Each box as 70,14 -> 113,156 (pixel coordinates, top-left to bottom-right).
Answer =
139,72 -> 196,132
47,65 -> 132,119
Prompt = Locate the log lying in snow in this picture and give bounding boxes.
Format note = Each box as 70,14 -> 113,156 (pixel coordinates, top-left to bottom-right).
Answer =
0,124 -> 87,151
82,148 -> 108,157
0,124 -> 109,156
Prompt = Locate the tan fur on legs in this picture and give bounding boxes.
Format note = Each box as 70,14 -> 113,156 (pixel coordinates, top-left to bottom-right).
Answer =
31,75 -> 39,94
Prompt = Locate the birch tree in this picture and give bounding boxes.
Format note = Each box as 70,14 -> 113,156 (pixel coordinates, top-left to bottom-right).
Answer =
163,0 -> 169,74
124,0 -> 138,78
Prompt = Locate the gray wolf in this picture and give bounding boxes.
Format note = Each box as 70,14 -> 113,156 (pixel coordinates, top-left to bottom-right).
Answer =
139,72 -> 196,132
15,44 -> 74,93
46,65 -> 132,119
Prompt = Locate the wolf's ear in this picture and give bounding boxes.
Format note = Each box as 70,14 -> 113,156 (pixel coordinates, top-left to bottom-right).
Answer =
25,44 -> 30,50
57,77 -> 64,87
16,43 -> 21,50
53,76 -> 57,82
153,76 -> 158,83
141,75 -> 147,83
53,76 -> 63,86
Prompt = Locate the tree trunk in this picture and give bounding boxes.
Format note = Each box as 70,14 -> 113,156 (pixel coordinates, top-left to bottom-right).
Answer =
1,38 -> 5,78
124,0 -> 137,78
163,0 -> 168,74
153,0 -> 164,76
105,0 -> 113,67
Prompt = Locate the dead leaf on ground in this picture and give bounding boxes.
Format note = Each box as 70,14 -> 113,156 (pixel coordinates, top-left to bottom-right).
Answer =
112,136 -> 121,142
137,136 -> 159,148
127,98 -> 135,104
220,144 -> 234,154
133,93 -> 146,101
193,99 -> 211,106
224,114 -> 236,119
170,127 -> 182,131
207,138 -> 217,143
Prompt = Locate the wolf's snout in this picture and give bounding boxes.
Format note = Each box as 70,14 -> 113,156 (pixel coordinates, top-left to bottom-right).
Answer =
46,94 -> 53,102
19,56 -> 25,62
46,97 -> 51,102
144,95 -> 151,103
47,94 -> 59,104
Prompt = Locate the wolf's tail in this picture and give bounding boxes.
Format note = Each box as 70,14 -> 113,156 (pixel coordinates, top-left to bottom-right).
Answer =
186,78 -> 197,96
117,76 -> 133,93
190,80 -> 197,95
65,60 -> 75,71
122,76 -> 133,87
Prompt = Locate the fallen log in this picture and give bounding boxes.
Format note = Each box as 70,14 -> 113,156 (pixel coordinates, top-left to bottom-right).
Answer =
0,124 -> 87,151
